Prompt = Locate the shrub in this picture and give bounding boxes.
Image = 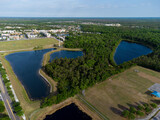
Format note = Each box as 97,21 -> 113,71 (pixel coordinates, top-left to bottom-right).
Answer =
136,110 -> 144,116
6,86 -> 11,90
128,113 -> 135,120
143,103 -> 149,108
16,111 -> 24,116
145,107 -> 152,113
12,102 -> 23,116
137,105 -> 144,110
8,91 -> 14,98
0,101 -> 5,113
150,103 -> 157,108
3,78 -> 10,84
122,110 -> 129,118
0,114 -> 10,120
129,106 -> 136,113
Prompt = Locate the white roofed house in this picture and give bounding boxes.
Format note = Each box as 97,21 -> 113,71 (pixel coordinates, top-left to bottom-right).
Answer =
39,31 -> 51,38
2,30 -> 16,34
43,32 -> 51,38
26,32 -> 38,39
1,34 -> 10,40
49,29 -> 66,33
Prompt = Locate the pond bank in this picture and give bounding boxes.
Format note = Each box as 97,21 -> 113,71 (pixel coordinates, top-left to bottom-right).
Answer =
36,97 -> 101,120
114,40 -> 153,65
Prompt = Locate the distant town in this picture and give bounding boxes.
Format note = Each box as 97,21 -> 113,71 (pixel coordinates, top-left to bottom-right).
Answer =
0,23 -> 122,41
0,24 -> 81,41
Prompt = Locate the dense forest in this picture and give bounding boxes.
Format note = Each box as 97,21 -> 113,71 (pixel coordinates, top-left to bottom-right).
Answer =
41,25 -> 160,107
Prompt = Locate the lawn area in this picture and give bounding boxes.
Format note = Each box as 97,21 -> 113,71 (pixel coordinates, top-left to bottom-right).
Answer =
0,38 -> 59,51
83,66 -> 160,120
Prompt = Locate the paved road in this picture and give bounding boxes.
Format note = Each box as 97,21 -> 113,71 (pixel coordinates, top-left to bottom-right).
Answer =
0,74 -> 20,120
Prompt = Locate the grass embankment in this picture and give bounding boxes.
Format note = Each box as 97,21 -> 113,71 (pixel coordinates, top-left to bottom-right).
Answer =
82,66 -> 160,120
39,69 -> 57,93
109,39 -> 122,66
42,47 -> 82,66
33,97 -> 101,120
0,38 -> 59,51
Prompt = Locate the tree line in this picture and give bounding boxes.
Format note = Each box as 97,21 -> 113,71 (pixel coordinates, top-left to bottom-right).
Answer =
41,25 -> 160,107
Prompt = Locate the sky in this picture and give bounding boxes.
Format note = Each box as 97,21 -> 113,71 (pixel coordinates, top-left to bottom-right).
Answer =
0,0 -> 159,17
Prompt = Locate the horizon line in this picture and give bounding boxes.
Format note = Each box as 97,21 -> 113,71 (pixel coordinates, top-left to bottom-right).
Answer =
0,17 -> 160,18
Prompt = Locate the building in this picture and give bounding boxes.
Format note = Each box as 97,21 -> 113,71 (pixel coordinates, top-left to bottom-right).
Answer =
39,31 -> 51,38
148,83 -> 160,98
26,33 -> 38,38
2,30 -> 16,34
9,35 -> 20,40
49,29 -> 66,33
105,23 -> 121,27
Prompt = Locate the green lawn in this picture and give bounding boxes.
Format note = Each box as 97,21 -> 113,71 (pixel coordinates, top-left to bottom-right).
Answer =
0,38 -> 59,51
82,66 -> 160,120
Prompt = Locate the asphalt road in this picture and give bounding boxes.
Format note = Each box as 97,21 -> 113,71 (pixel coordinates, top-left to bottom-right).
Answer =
0,74 -> 20,120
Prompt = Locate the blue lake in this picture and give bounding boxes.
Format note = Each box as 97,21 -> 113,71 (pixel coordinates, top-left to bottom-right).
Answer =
6,49 -> 83,100
114,41 -> 153,65
50,50 -> 83,62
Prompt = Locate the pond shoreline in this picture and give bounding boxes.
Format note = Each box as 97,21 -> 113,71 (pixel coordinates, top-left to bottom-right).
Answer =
113,40 -> 153,65
38,97 -> 101,120
3,47 -> 82,101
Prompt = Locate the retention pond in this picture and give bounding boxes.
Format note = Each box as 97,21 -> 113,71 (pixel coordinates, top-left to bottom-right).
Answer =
114,41 -> 152,65
5,49 -> 83,99
44,103 -> 92,120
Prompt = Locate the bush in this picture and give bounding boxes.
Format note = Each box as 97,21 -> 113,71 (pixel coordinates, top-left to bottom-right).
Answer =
136,110 -> 144,116
145,107 -> 152,113
150,103 -> 157,108
12,102 -> 23,116
143,103 -> 149,108
16,111 -> 24,116
122,110 -> 129,118
8,91 -> 14,98
3,79 -> 10,84
0,114 -> 10,120
6,86 -> 11,90
129,106 -> 136,113
128,113 -> 135,120
0,101 -> 5,113
137,105 -> 144,110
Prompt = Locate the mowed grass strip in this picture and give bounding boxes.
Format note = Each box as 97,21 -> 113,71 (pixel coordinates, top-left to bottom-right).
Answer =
83,66 -> 160,120
0,38 -> 59,51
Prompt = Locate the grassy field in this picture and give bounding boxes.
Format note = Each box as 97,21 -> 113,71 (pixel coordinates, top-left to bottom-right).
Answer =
82,66 -> 160,120
0,38 -> 59,51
